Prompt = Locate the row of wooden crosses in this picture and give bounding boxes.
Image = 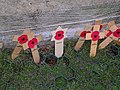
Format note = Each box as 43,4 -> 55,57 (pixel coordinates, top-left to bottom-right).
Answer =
0,20 -> 120,64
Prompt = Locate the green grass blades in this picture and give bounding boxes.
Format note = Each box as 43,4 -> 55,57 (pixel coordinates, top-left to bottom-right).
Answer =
0,40 -> 119,90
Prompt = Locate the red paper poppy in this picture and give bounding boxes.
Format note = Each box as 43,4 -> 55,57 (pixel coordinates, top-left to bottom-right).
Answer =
113,29 -> 120,37
28,38 -> 38,48
106,30 -> 113,37
91,31 -> 100,41
55,31 -> 64,40
80,31 -> 91,38
18,35 -> 28,44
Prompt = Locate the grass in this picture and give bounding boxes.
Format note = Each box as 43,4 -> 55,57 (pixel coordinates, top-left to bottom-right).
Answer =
0,39 -> 119,90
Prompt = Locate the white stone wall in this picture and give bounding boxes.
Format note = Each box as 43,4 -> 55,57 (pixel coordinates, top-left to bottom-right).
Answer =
0,0 -> 120,47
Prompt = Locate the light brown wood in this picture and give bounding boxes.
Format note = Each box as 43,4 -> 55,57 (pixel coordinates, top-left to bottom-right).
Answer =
86,24 -> 104,57
12,30 -> 31,60
22,31 -> 34,50
74,24 -> 92,51
99,32 -> 105,39
31,46 -> 40,64
109,25 -> 118,32
12,30 -> 31,41
36,34 -> 42,42
99,35 -> 113,49
90,41 -> 98,57
26,31 -> 40,64
86,25 -> 100,40
93,25 -> 100,31
108,21 -> 115,28
90,25 -> 100,57
12,35 -> 19,41
74,38 -> 85,51
86,33 -> 92,40
99,21 -> 119,49
103,30 -> 109,36
12,43 -> 22,59
0,42 -> 3,48
95,20 -> 102,25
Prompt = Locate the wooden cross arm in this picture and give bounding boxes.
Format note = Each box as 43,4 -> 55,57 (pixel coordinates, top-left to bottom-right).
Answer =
36,34 -> 42,42
75,24 -> 92,36
23,33 -> 42,50
103,30 -> 109,35
12,30 -> 31,41
99,34 -> 119,49
12,35 -> 19,41
108,21 -> 115,28
95,20 -> 102,25
109,25 -> 118,32
108,21 -> 118,31
86,32 -> 105,40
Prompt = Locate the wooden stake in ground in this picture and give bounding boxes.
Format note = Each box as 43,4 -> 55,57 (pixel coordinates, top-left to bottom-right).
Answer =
86,21 -> 105,57
0,41 -> 3,48
99,21 -> 120,49
12,29 -> 42,64
23,32 -> 42,64
74,24 -> 92,51
51,26 -> 68,58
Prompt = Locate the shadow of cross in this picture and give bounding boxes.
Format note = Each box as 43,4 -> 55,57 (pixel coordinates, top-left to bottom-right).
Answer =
51,26 -> 67,58
12,29 -> 42,64
99,21 -> 120,49
85,21 -> 105,57
74,24 -> 92,51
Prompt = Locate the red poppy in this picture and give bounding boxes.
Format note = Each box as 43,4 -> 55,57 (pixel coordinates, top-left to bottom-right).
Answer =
91,31 -> 100,41
28,38 -> 38,48
55,31 -> 64,40
106,30 -> 113,37
113,29 -> 120,37
18,35 -> 28,44
80,31 -> 91,38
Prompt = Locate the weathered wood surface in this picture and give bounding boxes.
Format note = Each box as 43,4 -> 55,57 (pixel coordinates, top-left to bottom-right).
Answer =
0,0 -> 120,48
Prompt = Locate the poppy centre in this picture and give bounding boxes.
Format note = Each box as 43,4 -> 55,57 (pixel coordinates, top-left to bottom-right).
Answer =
58,34 -> 61,36
22,38 -> 25,41
32,42 -> 34,44
94,35 -> 97,38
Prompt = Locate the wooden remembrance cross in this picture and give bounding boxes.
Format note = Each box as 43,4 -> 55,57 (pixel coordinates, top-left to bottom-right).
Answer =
99,21 -> 120,49
86,23 -> 105,57
12,30 -> 42,64
51,26 -> 67,58
74,24 -> 92,51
